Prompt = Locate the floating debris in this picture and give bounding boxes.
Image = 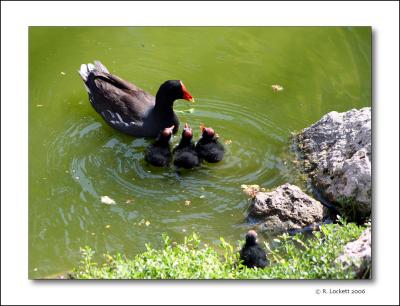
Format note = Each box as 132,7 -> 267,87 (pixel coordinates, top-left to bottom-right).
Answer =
176,210 -> 181,213
224,139 -> 232,145
33,268 -> 38,272
241,184 -> 265,197
101,196 -> 116,205
271,84 -> 284,92
75,176 -> 80,180
105,254 -> 113,262
105,225 -> 111,229
176,108 -> 195,114
91,232 -> 95,236
145,221 -> 151,226
36,104 -> 44,107
199,195 -> 206,199
60,71 -> 66,76
182,229 -> 186,232
125,199 -> 134,204
184,200 -> 191,206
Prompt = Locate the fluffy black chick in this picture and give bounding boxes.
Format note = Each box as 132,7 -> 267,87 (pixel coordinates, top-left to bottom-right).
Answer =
144,126 -> 174,167
195,124 -> 224,163
173,123 -> 201,169
239,230 -> 268,269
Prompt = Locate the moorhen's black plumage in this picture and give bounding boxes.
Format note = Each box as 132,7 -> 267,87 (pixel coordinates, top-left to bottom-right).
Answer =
195,124 -> 224,163
79,61 -> 194,138
239,230 -> 268,269
173,123 -> 201,169
145,126 -> 174,167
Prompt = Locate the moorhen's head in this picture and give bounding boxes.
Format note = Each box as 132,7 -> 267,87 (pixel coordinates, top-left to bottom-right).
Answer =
156,125 -> 174,144
245,230 -> 258,246
200,124 -> 218,140
156,80 -> 194,104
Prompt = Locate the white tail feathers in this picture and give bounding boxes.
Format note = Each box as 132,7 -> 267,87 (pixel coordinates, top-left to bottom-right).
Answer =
78,60 -> 109,82
94,61 -> 109,73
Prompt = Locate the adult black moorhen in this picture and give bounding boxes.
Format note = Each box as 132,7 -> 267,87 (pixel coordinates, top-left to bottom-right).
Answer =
195,124 -> 225,163
144,126 -> 174,167
239,230 -> 268,269
173,123 -> 201,169
79,61 -> 194,138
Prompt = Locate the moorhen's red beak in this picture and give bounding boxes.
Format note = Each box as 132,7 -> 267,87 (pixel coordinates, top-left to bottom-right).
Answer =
180,81 -> 195,103
184,123 -> 189,129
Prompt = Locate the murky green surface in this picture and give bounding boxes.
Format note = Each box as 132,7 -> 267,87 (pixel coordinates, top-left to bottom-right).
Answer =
29,27 -> 371,278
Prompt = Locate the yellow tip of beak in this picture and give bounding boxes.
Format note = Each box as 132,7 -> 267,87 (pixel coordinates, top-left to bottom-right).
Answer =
188,97 -> 195,103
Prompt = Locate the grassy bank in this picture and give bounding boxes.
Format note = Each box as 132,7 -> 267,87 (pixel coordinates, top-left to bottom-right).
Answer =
72,220 -> 366,279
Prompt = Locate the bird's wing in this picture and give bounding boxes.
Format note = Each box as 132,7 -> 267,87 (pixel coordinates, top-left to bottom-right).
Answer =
88,71 -> 155,120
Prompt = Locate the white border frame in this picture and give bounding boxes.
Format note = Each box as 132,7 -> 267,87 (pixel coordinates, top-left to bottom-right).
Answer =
1,1 -> 399,305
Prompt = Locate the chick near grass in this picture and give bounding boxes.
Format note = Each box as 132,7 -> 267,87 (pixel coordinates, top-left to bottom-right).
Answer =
239,230 -> 268,269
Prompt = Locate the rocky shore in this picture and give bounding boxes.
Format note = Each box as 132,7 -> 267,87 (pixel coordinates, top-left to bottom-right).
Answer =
243,107 -> 372,278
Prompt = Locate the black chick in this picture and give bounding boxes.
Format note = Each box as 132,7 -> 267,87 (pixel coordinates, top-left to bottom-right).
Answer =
144,126 -> 174,167
173,123 -> 201,169
239,230 -> 268,269
195,124 -> 224,163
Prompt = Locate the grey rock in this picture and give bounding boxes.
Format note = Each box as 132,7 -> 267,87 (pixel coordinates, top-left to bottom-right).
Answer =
247,183 -> 326,234
296,107 -> 371,220
336,227 -> 371,278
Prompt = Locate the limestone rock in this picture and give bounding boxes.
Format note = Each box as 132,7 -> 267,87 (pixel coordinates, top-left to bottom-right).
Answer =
247,183 -> 326,234
296,107 -> 371,220
336,227 -> 371,278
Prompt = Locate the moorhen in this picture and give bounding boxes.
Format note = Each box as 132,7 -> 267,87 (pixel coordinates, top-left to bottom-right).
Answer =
239,230 -> 268,269
173,123 -> 201,169
195,124 -> 225,163
79,61 -> 194,138
145,126 -> 174,167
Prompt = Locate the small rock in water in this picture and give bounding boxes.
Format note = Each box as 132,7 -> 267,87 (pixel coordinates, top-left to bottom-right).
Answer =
101,196 -> 116,205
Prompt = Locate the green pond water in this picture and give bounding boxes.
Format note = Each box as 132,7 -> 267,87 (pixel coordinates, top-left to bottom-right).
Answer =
29,27 -> 371,278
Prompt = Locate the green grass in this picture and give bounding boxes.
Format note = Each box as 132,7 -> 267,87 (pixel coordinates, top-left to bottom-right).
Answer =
72,220 -> 366,279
